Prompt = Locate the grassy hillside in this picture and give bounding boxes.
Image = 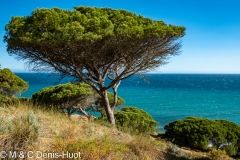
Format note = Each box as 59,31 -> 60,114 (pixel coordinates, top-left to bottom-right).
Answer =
0,102 -> 235,160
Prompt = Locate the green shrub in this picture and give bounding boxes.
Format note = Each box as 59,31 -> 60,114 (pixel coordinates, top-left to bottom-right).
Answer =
18,97 -> 31,103
32,82 -> 96,114
0,94 -> 20,106
32,82 -> 125,116
115,107 -> 158,134
0,93 -> 12,105
32,82 -> 94,104
208,149 -> 230,160
96,107 -> 157,134
164,117 -> 240,156
0,68 -> 28,95
0,68 -> 28,106
221,145 -> 236,156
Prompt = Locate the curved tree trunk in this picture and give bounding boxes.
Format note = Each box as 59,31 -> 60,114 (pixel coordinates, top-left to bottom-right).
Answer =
101,90 -> 115,125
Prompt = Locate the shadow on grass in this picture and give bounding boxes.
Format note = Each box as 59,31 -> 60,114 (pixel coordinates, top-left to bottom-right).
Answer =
150,133 -> 211,160
162,152 -> 210,160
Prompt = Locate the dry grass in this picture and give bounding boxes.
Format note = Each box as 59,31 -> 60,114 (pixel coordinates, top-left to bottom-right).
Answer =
127,136 -> 165,160
208,149 -> 233,160
0,102 -> 235,160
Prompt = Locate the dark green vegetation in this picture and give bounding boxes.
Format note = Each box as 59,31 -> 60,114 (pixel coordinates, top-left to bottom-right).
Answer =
115,107 -> 158,134
4,6 -> 185,125
164,117 -> 240,156
0,68 -> 28,105
96,107 -> 158,134
32,82 -> 124,116
0,68 -> 28,95
0,94 -> 19,106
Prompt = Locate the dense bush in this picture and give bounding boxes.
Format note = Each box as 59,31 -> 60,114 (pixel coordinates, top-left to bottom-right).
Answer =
97,107 -> 158,134
32,82 -> 94,103
0,68 -> 28,95
164,117 -> 240,156
208,149 -> 230,160
0,68 -> 28,106
32,82 -> 96,114
32,82 -> 125,116
0,93 -> 20,106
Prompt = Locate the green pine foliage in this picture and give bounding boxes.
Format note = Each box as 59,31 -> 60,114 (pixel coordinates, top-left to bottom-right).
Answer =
0,94 -> 12,104
32,82 -> 94,104
32,82 -> 125,114
0,94 -> 19,106
164,117 -> 240,156
0,68 -> 28,95
115,107 -> 158,134
0,68 -> 28,106
5,7 -> 185,46
97,107 -> 158,134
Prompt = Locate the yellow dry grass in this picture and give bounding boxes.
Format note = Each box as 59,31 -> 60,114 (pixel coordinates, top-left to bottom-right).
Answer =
0,102 -> 234,160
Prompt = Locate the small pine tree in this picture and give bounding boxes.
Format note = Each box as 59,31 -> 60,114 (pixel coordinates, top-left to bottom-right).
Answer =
96,107 -> 158,134
32,82 -> 125,116
164,117 -> 240,156
110,107 -> 157,134
0,68 -> 28,105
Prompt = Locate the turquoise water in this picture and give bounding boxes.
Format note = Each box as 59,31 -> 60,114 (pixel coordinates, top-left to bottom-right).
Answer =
16,73 -> 240,130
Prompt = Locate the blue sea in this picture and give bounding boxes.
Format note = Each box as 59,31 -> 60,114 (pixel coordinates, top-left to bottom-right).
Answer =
16,73 -> 240,131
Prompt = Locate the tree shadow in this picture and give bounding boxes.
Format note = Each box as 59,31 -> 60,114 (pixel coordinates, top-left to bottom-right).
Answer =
162,152 -> 210,160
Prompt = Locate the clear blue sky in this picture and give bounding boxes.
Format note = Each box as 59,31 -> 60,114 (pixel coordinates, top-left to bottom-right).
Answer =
1,0 -> 240,73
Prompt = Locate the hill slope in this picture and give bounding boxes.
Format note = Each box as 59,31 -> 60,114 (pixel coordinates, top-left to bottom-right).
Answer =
0,102 -> 234,160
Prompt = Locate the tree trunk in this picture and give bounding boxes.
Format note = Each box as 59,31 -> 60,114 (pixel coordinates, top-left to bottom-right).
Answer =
101,90 -> 116,125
